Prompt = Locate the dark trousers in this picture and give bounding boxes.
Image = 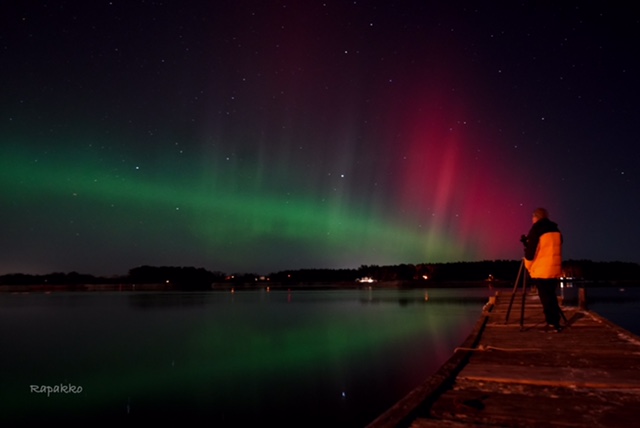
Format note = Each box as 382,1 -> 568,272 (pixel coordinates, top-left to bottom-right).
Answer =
534,279 -> 561,327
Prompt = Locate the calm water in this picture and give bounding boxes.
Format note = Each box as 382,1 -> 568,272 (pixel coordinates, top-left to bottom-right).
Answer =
2,286 -> 637,426
565,285 -> 640,336
0,288 -> 491,426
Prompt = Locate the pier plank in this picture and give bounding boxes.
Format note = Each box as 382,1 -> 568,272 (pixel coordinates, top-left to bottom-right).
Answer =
426,382 -> 640,428
368,290 -> 640,428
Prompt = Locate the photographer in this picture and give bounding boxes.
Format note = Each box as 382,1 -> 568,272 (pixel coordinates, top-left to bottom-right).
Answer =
522,208 -> 564,332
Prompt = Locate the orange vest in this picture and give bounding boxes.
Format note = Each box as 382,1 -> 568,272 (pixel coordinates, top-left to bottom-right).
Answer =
524,231 -> 562,279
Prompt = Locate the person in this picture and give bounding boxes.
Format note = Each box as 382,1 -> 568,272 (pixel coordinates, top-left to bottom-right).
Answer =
523,208 -> 564,332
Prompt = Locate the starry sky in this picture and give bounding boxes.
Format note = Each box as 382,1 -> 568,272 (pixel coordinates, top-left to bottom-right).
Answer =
1,1 -> 638,276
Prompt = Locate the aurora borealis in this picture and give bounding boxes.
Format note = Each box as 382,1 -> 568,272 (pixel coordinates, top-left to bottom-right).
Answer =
2,1 -> 639,275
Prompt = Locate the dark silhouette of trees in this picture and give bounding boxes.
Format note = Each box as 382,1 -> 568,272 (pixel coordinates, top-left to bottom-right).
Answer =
1,260 -> 639,288
127,265 -> 225,289
563,260 -> 640,282
419,260 -> 521,282
269,268 -> 358,284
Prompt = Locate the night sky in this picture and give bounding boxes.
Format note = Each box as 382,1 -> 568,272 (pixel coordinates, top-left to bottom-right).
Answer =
2,1 -> 638,276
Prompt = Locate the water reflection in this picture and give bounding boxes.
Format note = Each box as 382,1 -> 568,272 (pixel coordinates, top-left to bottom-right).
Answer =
581,286 -> 640,336
128,292 -> 209,309
0,288 -> 507,425
3,285 -> 637,426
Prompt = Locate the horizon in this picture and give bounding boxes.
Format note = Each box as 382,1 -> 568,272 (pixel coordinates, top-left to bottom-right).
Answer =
2,258 -> 638,279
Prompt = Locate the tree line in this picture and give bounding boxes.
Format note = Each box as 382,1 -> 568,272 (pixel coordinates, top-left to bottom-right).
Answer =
1,260 -> 639,289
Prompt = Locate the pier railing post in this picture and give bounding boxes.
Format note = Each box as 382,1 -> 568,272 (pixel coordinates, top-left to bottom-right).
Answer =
579,286 -> 588,310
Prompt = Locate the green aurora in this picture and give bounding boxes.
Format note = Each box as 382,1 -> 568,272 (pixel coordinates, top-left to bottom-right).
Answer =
2,142 -> 469,275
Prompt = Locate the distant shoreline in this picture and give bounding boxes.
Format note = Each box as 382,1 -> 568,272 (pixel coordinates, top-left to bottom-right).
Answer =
1,279 -> 636,293
0,280 -> 502,293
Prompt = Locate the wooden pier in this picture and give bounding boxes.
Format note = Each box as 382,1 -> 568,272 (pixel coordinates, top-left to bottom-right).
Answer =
368,289 -> 640,427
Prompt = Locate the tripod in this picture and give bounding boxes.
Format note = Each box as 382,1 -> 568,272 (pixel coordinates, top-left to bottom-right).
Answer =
505,258 -> 568,330
505,258 -> 527,329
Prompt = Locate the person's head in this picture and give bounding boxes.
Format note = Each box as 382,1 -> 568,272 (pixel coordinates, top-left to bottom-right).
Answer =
532,207 -> 549,223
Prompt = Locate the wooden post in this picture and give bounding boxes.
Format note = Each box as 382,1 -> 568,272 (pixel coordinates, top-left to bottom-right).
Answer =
579,287 -> 588,310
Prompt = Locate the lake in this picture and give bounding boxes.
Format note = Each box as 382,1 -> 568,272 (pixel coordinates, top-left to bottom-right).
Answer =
1,285 -> 637,426
565,284 -> 640,336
